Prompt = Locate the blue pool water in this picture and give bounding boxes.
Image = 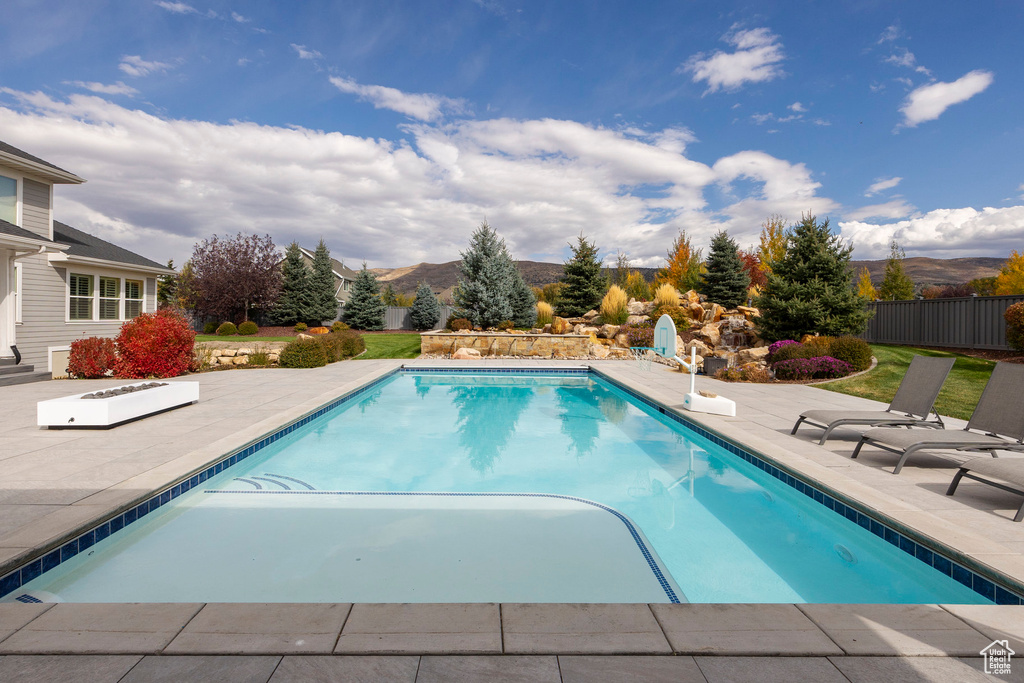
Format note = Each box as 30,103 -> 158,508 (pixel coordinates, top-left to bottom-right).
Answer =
13,371 -> 993,603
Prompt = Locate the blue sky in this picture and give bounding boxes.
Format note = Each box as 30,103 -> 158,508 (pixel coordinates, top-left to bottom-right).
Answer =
1,0 -> 1021,268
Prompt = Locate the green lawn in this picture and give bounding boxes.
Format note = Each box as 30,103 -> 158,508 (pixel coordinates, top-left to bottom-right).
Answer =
195,335 -> 293,342
359,333 -> 422,359
818,344 -> 996,421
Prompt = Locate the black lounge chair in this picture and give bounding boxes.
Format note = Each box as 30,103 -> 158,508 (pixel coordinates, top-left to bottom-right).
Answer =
791,356 -> 955,445
851,362 -> 1024,474
947,457 -> 1024,522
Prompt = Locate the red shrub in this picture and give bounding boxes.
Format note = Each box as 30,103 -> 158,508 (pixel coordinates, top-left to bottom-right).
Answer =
1006,302 -> 1024,351
67,336 -> 117,379
113,309 -> 196,379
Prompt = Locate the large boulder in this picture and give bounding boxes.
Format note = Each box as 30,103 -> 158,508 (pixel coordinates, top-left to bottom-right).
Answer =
580,326 -> 600,339
627,299 -> 646,315
696,324 -> 721,346
737,346 -> 770,364
453,347 -> 482,359
682,289 -> 700,305
550,317 -> 571,334
703,303 -> 726,323
677,354 -> 704,371
626,315 -> 647,325
614,332 -> 631,348
684,339 -> 712,357
598,324 -> 619,339
737,305 -> 760,321
583,309 -> 600,320
687,302 -> 706,320
590,344 -> 610,359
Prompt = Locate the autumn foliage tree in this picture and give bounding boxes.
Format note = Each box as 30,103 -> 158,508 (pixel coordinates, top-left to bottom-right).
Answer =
656,230 -> 703,293
995,251 -> 1024,295
757,214 -> 789,275
738,250 -> 766,289
856,267 -> 878,301
186,233 -> 281,322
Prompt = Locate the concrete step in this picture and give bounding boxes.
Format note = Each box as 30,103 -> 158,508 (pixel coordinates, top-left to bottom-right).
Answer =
0,370 -> 51,387
0,363 -> 35,377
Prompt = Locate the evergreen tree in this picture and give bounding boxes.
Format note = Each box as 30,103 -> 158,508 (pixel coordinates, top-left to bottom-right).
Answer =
559,234 -> 606,317
309,239 -> 340,323
878,239 -> 916,301
410,283 -> 442,330
380,283 -> 399,307
157,259 -> 177,309
656,231 -> 703,293
700,231 -> 750,308
452,221 -> 517,328
268,242 -> 313,325
754,214 -> 871,341
509,271 -> 537,328
344,263 -> 387,330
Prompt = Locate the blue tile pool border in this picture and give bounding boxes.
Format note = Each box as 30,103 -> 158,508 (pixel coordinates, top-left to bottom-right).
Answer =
2,363 -> 1022,605
204,489 -> 682,604
588,366 -> 1024,606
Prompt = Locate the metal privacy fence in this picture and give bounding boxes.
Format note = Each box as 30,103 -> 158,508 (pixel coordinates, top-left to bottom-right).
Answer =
383,305 -> 455,330
863,295 -> 1024,350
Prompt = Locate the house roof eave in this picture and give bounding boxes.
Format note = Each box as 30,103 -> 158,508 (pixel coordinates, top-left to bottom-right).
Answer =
46,252 -> 175,275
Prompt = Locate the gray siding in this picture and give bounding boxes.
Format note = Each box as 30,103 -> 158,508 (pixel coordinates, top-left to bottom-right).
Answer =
21,178 -> 50,239
14,254 -> 158,370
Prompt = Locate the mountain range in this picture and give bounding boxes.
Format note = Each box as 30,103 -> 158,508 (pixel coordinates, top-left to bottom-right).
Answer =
368,257 -> 1006,298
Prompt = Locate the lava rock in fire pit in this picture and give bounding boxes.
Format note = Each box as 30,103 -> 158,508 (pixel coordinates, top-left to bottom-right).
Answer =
80,382 -> 169,399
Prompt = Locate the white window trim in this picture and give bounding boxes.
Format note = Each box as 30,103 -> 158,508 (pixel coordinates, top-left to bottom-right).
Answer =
47,345 -> 71,373
66,268 -> 148,324
0,170 -> 21,227
98,275 -> 122,321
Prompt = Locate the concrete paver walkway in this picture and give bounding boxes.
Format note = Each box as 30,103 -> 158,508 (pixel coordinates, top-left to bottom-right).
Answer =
1,359 -> 1024,681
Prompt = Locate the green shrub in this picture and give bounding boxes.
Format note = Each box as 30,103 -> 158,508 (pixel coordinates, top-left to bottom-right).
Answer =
1006,302 -> 1024,351
769,342 -> 817,363
203,321 -> 218,334
653,305 -> 693,333
449,317 -> 472,331
497,320 -> 514,331
279,338 -> 328,368
238,321 -> 259,336
826,336 -> 873,371
804,335 -> 833,356
714,363 -> 772,383
317,334 -> 345,363
294,322 -> 308,333
248,344 -> 271,366
331,321 -> 350,333
336,329 -> 365,358
216,321 -> 237,336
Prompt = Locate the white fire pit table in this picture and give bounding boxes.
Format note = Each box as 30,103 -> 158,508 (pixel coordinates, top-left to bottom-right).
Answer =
37,381 -> 199,429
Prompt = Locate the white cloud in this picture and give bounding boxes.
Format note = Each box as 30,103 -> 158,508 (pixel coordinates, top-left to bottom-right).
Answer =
884,48 -> 932,76
1019,183 -> 1024,200
64,81 -> 139,97
864,176 -> 902,196
788,102 -> 806,113
0,89 -> 844,269
118,55 -> 175,77
878,25 -> 901,44
290,44 -> 322,60
237,58 -> 251,67
840,206 -> 1024,258
682,26 -> 785,94
329,76 -> 467,122
231,12 -> 248,23
900,70 -> 994,127
155,1 -> 196,14
843,199 -> 915,222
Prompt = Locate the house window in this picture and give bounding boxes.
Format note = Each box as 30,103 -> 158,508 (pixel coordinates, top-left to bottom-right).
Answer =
125,280 -> 143,319
99,277 -> 120,320
343,280 -> 351,291
0,175 -> 15,224
69,273 -> 94,320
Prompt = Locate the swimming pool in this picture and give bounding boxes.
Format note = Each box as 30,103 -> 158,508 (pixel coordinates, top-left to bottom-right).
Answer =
2,369 -> 1015,604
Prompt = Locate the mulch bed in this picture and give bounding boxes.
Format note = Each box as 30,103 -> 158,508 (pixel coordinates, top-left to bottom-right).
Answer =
231,327 -> 419,337
910,345 -> 1024,364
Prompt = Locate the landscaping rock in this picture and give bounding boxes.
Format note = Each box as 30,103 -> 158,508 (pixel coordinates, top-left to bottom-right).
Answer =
626,315 -> 647,325
583,309 -> 600,320
738,346 -> 770,364
608,347 -> 630,359
221,349 -> 237,357
703,303 -> 725,323
627,299 -> 646,315
737,305 -> 760,321
684,339 -> 713,357
217,356 -> 234,365
687,302 -> 706,320
590,344 -> 610,359
696,324 -> 721,346
296,333 -> 314,341
233,356 -> 248,365
598,324 -> 619,339
683,289 -> 700,305
452,347 -> 482,359
550,317 -> 571,334
614,332 -> 631,348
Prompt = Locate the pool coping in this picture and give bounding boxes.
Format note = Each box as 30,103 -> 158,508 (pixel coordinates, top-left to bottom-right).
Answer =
3,363 -> 1023,606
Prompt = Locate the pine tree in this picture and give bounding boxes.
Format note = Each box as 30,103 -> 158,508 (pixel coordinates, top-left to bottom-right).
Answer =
754,214 -> 871,341
559,234 -> 606,317
656,231 -> 703,293
309,239 -> 340,323
268,242 -> 313,325
344,263 -> 387,330
509,271 -> 537,328
410,283 -> 442,330
380,283 -> 399,307
452,221 -> 517,328
157,259 -> 177,309
856,267 -> 878,301
700,231 -> 750,308
878,239 -> 915,301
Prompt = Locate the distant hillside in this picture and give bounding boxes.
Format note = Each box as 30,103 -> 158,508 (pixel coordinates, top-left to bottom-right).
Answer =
370,257 -> 1005,298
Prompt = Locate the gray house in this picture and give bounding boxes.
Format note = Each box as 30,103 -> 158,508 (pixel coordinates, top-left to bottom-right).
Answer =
297,245 -> 359,316
0,141 -> 172,384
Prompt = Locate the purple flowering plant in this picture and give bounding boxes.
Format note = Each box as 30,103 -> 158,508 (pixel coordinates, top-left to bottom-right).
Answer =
771,356 -> 854,381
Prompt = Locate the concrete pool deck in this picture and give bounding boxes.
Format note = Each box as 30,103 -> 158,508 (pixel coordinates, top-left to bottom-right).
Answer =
1,359 -> 1023,681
